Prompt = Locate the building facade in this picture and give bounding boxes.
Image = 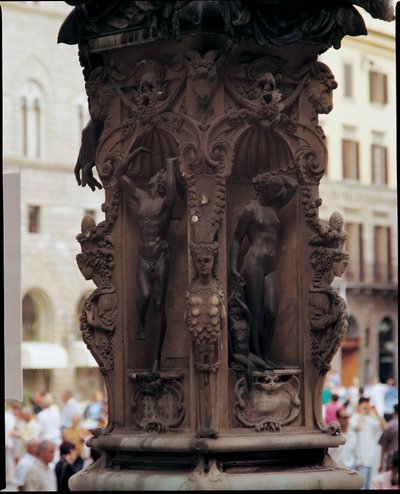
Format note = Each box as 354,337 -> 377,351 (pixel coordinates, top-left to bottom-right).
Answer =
318,9 -> 397,387
2,2 -> 397,406
2,1 -> 105,404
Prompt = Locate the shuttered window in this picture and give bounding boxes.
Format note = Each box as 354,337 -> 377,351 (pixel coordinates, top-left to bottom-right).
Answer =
342,139 -> 359,180
344,63 -> 353,98
369,71 -> 388,104
371,144 -> 388,185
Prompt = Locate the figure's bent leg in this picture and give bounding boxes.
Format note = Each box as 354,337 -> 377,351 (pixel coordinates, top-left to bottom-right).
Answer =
249,353 -> 267,370
233,353 -> 255,395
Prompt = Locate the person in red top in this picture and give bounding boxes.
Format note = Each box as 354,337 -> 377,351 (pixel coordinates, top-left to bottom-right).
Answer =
324,393 -> 343,424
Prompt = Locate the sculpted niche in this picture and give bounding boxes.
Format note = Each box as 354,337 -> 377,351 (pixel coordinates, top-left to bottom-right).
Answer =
71,42 -> 344,436
59,0 -> 394,490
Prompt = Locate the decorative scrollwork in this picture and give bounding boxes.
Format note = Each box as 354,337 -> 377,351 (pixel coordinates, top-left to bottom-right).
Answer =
130,372 -> 185,433
75,186 -> 120,374
233,372 -> 301,432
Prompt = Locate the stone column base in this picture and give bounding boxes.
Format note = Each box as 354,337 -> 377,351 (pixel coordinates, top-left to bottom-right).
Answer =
69,455 -> 363,491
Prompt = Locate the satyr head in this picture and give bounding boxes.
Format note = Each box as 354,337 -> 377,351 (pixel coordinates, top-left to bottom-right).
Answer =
256,72 -> 276,104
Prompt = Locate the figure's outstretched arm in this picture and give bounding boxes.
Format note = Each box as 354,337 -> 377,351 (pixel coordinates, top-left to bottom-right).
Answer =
164,157 -> 179,205
114,147 -> 152,203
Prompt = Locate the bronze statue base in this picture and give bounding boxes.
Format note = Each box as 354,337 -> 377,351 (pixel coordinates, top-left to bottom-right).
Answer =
69,450 -> 363,490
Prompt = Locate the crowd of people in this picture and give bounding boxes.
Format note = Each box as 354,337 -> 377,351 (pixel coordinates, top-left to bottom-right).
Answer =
5,376 -> 398,491
324,372 -> 398,490
5,389 -> 107,492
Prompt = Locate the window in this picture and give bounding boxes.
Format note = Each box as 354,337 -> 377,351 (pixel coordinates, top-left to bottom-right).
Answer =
22,291 -> 50,341
342,139 -> 359,180
378,317 -> 394,384
371,132 -> 388,186
34,99 -> 41,157
28,205 -> 41,233
344,63 -> 353,98
344,222 -> 364,281
23,294 -> 38,341
371,144 -> 388,185
22,97 -> 28,156
21,80 -> 45,158
369,71 -> 388,104
373,226 -> 392,283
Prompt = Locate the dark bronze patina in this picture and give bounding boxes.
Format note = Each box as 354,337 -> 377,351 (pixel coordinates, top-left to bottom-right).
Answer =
62,1 -> 393,490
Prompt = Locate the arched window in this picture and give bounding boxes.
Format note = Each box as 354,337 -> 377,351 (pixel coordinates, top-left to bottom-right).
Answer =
378,316 -> 394,383
22,290 -> 51,341
20,80 -> 45,159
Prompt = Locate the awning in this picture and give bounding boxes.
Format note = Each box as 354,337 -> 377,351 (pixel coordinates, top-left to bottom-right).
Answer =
68,340 -> 97,368
22,342 -> 68,369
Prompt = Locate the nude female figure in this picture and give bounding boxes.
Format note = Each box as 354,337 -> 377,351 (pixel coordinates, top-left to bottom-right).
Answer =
230,172 -> 297,366
115,148 -> 178,372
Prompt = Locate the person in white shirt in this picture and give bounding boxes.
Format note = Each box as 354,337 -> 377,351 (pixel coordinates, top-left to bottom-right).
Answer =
60,390 -> 82,432
36,394 -> 62,463
5,402 -> 18,483
328,408 -> 357,470
350,397 -> 387,489
364,376 -> 388,417
23,440 -> 57,492
15,438 -> 39,491
16,407 -> 40,455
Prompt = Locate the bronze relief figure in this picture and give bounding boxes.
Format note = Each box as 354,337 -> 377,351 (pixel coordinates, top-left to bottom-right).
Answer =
230,172 -> 298,366
115,148 -> 179,372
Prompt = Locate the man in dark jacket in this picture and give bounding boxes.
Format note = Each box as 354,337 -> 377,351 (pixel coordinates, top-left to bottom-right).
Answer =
54,441 -> 77,492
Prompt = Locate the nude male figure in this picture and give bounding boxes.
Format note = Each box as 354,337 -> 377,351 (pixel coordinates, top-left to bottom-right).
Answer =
115,148 -> 178,372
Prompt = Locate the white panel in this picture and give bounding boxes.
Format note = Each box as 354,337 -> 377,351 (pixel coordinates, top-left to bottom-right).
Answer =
3,169 -> 22,400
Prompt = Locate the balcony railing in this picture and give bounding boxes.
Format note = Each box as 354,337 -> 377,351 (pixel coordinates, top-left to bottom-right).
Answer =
320,179 -> 397,211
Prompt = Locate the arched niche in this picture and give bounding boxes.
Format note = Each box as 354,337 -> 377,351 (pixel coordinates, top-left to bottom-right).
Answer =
377,316 -> 395,383
129,126 -> 180,181
117,128 -> 188,373
225,124 -> 300,370
231,124 -> 293,183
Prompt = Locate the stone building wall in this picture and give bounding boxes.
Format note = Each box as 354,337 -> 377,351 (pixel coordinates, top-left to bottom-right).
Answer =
318,9 -> 397,387
2,1 -> 105,404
